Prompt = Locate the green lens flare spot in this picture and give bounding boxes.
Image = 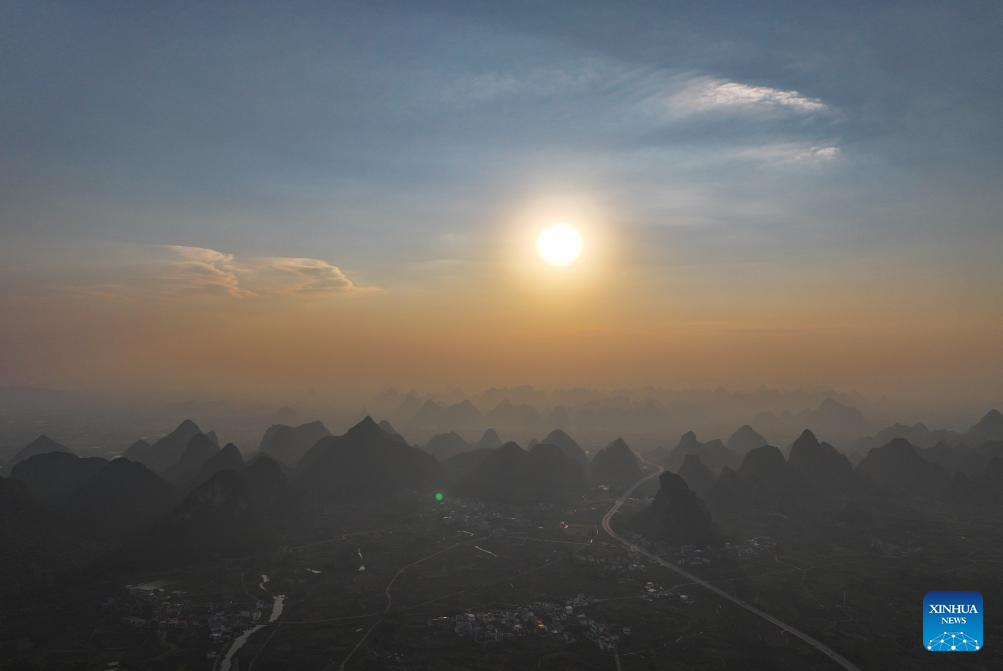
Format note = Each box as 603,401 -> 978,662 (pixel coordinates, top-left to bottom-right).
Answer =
434,491 -> 445,502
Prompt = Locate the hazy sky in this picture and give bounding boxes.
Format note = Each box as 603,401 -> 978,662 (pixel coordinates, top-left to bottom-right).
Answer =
2,1 -> 1001,403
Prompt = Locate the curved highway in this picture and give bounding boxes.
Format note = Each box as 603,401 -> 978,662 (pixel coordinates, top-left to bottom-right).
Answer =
601,469 -> 862,671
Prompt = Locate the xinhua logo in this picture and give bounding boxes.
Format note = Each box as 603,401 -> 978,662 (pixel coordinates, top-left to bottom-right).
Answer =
924,591 -> 983,651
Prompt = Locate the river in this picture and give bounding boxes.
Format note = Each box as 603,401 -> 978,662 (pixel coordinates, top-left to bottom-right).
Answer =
218,591 -> 286,670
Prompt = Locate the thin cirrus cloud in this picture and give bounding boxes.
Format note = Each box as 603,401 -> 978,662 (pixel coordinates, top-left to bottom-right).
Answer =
158,245 -> 372,299
162,245 -> 247,297
731,143 -> 842,166
666,76 -> 830,117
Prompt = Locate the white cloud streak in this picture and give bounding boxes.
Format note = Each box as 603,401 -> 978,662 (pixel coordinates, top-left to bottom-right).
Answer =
160,246 -> 372,298
667,76 -> 830,116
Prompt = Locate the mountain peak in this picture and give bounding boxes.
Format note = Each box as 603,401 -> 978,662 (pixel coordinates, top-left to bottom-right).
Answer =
644,471 -> 716,544
348,415 -> 381,436
726,425 -> 767,454
884,437 -> 916,452
793,429 -> 820,448
607,437 -> 630,452
984,409 -> 1002,420
738,445 -> 787,481
176,419 -> 200,433
475,428 -> 502,451
590,438 -> 641,493
3,435 -> 73,475
963,409 -> 1003,444
497,441 -> 526,455
25,434 -> 69,451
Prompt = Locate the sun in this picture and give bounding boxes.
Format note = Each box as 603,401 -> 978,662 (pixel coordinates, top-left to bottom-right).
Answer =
536,223 -> 583,267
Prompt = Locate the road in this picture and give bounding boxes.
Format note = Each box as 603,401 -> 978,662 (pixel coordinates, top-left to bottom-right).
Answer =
601,469 -> 863,671
333,540 -> 471,671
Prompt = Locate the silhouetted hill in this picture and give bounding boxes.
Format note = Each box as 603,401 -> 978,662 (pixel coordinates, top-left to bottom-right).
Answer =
0,475 -> 90,596
662,431 -> 737,474
197,442 -> 244,484
441,448 -> 494,488
258,420 -> 331,468
476,428 -> 502,450
753,398 -> 870,447
708,445 -> 810,518
125,419 -> 202,473
2,435 -> 72,475
968,456 -> 1003,504
122,439 -> 151,463
965,409 -> 1003,445
65,459 -> 177,538
135,457 -> 288,559
853,423 -> 958,459
590,438 -> 643,493
531,443 -> 586,495
540,429 -> 588,465
636,472 -> 716,544
921,441 -> 986,477
458,441 -> 582,503
458,442 -> 533,503
165,433 -> 220,485
11,452 -> 108,504
787,430 -> 855,493
737,445 -> 790,490
422,432 -> 471,461
677,454 -> 716,500
412,399 -> 444,426
856,438 -> 945,495
243,455 -> 287,502
726,425 -> 767,456
295,417 -> 438,501
976,439 -> 1003,461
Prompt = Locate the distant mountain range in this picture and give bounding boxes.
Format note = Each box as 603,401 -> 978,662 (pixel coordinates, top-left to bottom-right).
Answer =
258,420 -> 331,467
589,438 -> 643,493
142,455 -> 288,557
123,419 -> 204,473
296,416 -> 438,501
1,435 -> 72,475
852,409 -> 1003,463
455,441 -> 584,504
11,451 -> 108,504
3,407 -> 1003,598
751,398 -> 873,449
659,431 -> 738,474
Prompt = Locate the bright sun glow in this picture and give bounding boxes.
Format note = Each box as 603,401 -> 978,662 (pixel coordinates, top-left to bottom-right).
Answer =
536,224 -> 583,267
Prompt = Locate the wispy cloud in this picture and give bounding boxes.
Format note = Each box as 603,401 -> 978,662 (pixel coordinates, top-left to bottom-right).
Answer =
163,245 -> 247,297
732,143 -> 842,166
253,256 -> 365,294
156,246 -> 374,298
667,76 -> 830,117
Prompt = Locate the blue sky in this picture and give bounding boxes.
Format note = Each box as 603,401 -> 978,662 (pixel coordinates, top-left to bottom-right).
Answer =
1,1 -> 1001,398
